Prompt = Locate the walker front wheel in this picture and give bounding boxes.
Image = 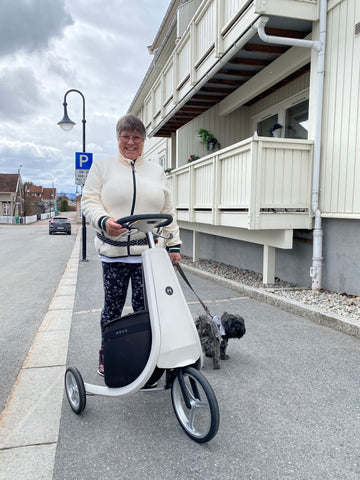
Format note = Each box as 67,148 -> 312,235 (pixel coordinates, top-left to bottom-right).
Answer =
65,367 -> 86,414
171,366 -> 219,443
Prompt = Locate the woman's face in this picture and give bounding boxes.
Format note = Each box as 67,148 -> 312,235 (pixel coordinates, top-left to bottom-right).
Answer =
118,129 -> 144,161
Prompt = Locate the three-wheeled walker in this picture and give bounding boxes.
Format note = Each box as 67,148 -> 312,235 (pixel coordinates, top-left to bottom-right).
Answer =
65,213 -> 219,443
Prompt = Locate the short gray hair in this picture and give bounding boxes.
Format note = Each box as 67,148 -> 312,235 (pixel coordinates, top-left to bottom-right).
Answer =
116,114 -> 146,140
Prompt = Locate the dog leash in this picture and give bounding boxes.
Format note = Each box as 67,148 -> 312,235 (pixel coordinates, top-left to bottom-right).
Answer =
175,263 -> 213,317
175,263 -> 223,342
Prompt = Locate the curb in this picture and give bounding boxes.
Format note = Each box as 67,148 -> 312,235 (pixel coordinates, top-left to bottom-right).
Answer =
180,264 -> 360,340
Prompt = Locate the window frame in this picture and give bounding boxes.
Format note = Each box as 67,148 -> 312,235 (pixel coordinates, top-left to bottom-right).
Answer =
252,90 -> 309,139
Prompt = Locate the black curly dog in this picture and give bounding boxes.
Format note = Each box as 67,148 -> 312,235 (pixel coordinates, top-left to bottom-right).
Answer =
195,312 -> 246,369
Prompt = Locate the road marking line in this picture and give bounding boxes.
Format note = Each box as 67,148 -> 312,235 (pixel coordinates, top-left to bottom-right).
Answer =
74,296 -> 248,316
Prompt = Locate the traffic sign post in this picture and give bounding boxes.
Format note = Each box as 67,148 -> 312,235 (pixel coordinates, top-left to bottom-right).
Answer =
75,152 -> 92,263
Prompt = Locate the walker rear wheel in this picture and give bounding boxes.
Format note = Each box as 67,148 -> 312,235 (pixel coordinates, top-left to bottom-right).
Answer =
171,366 -> 219,443
65,367 -> 86,414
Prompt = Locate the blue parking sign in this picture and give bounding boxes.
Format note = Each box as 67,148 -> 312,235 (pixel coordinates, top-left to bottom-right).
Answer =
75,152 -> 93,169
75,152 -> 93,186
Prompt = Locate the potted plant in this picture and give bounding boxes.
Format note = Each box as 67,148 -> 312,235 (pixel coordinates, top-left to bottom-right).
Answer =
270,123 -> 283,138
188,154 -> 200,163
197,129 -> 221,150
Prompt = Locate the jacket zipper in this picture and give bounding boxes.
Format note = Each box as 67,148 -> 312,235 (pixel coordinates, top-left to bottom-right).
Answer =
127,161 -> 137,256
130,161 -> 136,215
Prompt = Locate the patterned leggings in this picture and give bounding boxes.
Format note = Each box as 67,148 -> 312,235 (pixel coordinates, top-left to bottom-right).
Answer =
100,261 -> 145,347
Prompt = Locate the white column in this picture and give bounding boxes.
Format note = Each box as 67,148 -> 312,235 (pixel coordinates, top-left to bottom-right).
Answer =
263,245 -> 275,285
193,230 -> 200,262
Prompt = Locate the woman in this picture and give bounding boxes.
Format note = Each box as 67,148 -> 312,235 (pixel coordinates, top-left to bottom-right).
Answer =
82,114 -> 181,376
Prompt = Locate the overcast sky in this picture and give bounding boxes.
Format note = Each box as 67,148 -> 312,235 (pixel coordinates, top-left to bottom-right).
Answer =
0,0 -> 170,193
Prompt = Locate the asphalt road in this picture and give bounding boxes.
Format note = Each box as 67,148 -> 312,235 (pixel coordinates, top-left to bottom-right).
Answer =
52,230 -> 360,480
0,215 -> 79,412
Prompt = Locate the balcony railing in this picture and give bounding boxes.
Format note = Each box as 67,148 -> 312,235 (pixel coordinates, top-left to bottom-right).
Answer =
168,135 -> 314,231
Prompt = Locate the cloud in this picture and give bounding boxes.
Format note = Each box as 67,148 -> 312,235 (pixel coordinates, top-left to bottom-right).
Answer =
0,66 -> 44,118
0,136 -> 76,188
0,0 -> 170,192
0,0 -> 73,56
0,137 -> 59,161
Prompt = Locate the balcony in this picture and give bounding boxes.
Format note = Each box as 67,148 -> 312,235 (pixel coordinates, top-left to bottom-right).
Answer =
137,0 -> 318,138
169,135 -> 313,234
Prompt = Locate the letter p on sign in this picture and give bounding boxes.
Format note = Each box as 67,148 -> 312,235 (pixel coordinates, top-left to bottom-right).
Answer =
76,152 -> 93,169
80,154 -> 89,167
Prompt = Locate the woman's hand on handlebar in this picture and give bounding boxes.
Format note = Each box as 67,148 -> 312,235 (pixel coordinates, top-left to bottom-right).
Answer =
105,217 -> 127,237
169,252 -> 181,265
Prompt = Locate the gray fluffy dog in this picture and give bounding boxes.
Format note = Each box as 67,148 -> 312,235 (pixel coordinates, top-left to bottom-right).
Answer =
195,312 -> 246,369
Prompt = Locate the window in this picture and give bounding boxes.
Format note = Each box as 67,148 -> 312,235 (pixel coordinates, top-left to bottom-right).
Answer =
159,154 -> 166,169
285,100 -> 309,139
254,93 -> 309,139
257,114 -> 278,137
3,202 -> 10,215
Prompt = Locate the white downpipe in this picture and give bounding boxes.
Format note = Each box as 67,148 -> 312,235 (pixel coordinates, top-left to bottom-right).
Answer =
255,5 -> 327,290
310,0 -> 327,290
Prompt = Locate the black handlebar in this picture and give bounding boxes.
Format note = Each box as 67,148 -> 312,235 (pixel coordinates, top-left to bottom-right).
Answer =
116,213 -> 173,231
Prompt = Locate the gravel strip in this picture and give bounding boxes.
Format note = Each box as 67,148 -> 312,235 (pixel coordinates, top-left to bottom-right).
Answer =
180,256 -> 360,321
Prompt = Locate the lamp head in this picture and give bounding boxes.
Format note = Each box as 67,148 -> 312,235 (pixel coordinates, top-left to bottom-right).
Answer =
57,103 -> 76,131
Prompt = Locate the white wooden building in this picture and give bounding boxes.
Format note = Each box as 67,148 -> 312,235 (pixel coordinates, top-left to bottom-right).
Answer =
128,0 -> 360,295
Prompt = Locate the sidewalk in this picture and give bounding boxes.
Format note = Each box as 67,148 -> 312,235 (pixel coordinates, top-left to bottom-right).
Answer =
53,233 -> 360,480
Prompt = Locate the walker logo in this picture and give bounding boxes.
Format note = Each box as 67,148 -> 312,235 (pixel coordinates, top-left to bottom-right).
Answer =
75,152 -> 93,186
115,328 -> 128,336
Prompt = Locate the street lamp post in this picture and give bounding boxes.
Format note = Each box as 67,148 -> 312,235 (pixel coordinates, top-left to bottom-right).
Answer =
58,89 -> 87,262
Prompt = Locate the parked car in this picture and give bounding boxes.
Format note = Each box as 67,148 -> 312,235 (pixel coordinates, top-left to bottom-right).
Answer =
49,216 -> 71,235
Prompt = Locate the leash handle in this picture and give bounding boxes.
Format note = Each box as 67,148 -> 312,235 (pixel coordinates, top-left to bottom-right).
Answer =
175,263 -> 213,318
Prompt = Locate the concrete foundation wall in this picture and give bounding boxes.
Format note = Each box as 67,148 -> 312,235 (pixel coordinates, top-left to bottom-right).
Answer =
321,219 -> 360,295
180,218 -> 360,296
